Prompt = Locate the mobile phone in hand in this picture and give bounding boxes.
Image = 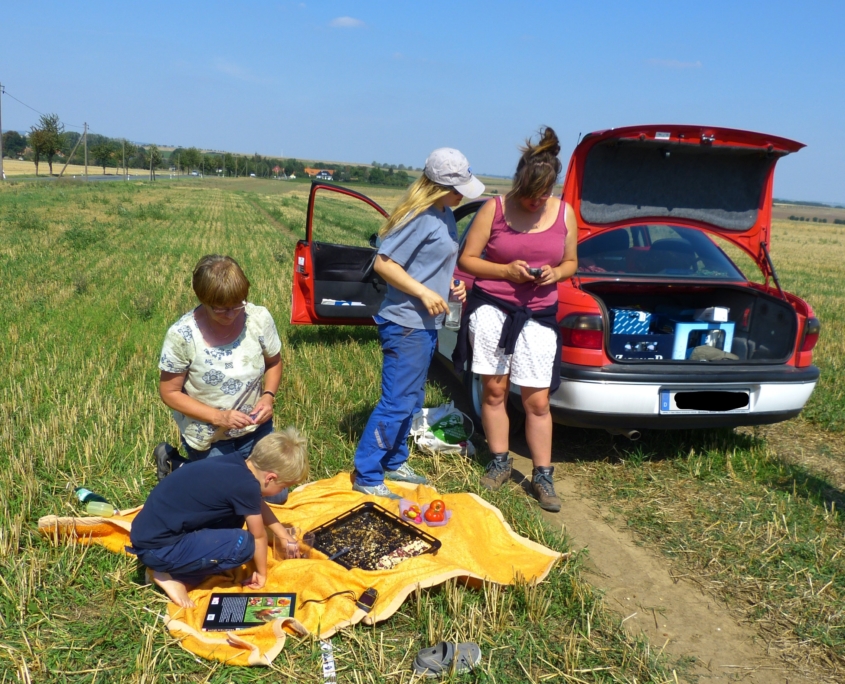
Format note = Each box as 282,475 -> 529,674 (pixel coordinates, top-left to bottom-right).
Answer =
527,267 -> 543,278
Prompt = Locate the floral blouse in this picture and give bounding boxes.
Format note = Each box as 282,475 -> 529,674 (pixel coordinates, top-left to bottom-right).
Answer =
159,303 -> 282,451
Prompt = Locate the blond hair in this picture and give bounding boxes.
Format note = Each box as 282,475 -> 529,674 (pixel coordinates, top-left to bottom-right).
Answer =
249,427 -> 309,485
509,126 -> 562,201
379,174 -> 452,237
192,254 -> 250,307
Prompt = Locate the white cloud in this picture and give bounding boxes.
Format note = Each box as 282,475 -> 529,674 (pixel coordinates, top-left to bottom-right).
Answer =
330,16 -> 364,28
214,59 -> 259,82
647,58 -> 702,70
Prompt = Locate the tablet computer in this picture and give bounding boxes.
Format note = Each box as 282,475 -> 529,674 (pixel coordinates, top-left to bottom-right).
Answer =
202,593 -> 296,631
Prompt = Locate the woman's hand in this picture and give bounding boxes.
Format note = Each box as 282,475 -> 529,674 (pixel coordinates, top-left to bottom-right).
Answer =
451,280 -> 467,303
216,409 -> 256,430
419,287 -> 449,316
250,394 -> 275,425
535,265 -> 561,286
504,260 -> 534,283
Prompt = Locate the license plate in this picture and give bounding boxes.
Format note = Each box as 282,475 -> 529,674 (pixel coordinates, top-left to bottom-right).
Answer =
659,389 -> 750,414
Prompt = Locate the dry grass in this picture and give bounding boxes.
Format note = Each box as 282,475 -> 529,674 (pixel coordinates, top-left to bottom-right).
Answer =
0,178 -> 671,682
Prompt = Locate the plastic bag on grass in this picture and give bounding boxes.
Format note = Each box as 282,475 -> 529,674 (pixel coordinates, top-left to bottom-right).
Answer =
410,402 -> 475,456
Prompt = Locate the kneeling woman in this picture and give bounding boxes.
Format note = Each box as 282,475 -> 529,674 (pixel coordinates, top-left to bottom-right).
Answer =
156,255 -> 285,501
456,127 -> 577,512
353,148 -> 484,499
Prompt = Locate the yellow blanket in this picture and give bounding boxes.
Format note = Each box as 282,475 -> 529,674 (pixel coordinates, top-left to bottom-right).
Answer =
39,473 -> 561,666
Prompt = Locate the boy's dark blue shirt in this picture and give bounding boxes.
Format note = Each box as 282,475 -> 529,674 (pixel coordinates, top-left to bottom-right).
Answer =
130,452 -> 262,549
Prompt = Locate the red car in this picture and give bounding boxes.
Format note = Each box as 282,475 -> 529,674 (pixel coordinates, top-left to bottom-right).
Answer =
291,125 -> 820,434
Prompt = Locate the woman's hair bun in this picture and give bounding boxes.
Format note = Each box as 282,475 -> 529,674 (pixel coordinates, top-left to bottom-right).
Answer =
527,126 -> 560,158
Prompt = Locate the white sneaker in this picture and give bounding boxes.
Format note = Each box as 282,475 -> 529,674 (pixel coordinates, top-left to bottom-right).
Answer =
384,462 -> 429,485
352,482 -> 401,500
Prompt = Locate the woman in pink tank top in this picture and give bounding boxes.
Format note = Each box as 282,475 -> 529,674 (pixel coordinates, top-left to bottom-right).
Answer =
457,126 -> 578,512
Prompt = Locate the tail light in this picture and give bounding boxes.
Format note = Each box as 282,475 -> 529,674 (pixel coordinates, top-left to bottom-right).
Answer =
561,313 -> 603,349
800,317 -> 821,352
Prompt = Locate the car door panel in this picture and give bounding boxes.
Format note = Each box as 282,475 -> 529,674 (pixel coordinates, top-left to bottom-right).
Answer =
291,183 -> 389,326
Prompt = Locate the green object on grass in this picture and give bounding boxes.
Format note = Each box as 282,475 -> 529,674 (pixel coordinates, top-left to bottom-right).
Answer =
430,413 -> 467,444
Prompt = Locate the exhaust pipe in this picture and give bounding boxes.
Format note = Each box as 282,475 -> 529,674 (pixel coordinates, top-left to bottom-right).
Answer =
606,428 -> 642,441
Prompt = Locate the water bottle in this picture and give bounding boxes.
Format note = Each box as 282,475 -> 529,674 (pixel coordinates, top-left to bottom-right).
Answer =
445,280 -> 462,330
86,500 -> 117,517
74,487 -> 109,504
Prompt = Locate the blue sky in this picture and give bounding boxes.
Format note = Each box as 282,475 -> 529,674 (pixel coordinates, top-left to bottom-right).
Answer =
2,1 -> 844,202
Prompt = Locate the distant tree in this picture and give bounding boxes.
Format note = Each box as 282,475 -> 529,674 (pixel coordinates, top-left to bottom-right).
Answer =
2,130 -> 27,157
29,113 -> 64,175
148,144 -> 162,180
29,129 -> 49,175
180,147 -> 201,172
91,141 -> 116,174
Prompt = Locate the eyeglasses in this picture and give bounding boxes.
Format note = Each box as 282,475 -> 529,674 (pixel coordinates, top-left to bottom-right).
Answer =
209,303 -> 246,315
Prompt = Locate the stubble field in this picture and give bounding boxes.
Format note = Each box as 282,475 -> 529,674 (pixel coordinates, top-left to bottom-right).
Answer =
1,176 -> 844,681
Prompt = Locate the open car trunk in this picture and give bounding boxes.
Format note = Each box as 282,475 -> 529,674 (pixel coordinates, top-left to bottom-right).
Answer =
581,282 -> 798,364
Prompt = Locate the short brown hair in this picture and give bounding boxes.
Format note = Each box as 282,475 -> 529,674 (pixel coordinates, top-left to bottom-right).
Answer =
510,126 -> 562,201
192,254 -> 250,307
249,427 -> 309,485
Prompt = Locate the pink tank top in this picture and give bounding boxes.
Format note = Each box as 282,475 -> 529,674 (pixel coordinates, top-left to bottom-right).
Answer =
474,196 -> 567,309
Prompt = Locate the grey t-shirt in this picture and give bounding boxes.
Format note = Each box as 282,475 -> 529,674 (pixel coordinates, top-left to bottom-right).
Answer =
377,207 -> 459,330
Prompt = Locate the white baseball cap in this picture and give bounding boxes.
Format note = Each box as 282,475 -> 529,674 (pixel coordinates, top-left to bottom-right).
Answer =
423,148 -> 485,199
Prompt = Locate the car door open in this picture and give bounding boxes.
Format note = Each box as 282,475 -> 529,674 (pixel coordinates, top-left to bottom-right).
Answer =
291,183 -> 389,325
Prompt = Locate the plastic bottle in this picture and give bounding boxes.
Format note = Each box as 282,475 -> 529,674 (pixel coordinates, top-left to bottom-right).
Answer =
445,280 -> 462,330
85,500 -> 117,517
74,487 -> 109,504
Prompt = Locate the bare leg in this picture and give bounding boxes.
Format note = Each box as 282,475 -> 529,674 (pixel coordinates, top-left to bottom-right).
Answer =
480,374 -> 511,453
521,386 -> 552,468
152,571 -> 196,608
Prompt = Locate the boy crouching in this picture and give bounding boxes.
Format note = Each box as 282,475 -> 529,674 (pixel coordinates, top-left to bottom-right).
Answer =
129,427 -> 308,607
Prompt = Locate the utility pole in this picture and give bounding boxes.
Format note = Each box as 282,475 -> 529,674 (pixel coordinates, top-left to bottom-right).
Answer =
83,123 -> 88,181
122,140 -> 126,180
0,81 -> 5,181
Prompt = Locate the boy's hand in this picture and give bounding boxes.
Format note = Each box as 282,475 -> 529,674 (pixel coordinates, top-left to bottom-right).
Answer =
243,571 -> 266,589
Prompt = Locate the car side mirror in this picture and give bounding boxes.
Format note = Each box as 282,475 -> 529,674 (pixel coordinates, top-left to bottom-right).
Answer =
368,233 -> 378,248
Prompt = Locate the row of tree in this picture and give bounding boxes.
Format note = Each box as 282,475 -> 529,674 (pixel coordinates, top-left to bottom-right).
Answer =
4,114 -> 416,187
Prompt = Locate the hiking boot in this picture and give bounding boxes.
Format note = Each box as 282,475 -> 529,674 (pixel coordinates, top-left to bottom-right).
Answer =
153,442 -> 188,482
531,467 -> 561,512
384,462 -> 429,485
479,455 -> 513,491
352,482 -> 401,500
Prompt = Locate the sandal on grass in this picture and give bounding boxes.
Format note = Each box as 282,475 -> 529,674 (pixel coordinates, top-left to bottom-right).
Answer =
412,641 -> 481,678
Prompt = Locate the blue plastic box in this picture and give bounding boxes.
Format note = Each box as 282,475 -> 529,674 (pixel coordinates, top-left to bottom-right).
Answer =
671,322 -> 735,359
611,309 -> 652,335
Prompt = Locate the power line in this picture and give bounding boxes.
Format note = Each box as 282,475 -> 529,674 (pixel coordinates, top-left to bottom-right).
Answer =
0,86 -> 85,129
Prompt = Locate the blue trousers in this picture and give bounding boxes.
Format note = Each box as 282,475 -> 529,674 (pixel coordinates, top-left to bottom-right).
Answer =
135,528 -> 255,585
181,421 -> 287,504
354,320 -> 437,487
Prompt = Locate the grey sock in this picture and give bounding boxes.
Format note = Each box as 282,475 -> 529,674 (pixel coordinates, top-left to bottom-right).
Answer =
491,451 -> 510,462
533,466 -> 554,478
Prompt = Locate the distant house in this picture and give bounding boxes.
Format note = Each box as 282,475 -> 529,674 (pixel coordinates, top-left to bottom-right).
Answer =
304,167 -> 335,179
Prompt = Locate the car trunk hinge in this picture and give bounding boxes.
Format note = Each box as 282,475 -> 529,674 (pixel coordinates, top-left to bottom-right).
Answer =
760,241 -> 787,301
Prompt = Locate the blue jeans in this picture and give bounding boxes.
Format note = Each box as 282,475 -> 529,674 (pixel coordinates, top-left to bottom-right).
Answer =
182,421 -> 288,504
135,528 -> 255,585
354,320 -> 437,487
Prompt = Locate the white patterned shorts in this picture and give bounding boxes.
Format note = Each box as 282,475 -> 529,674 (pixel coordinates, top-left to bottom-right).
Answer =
468,305 -> 557,388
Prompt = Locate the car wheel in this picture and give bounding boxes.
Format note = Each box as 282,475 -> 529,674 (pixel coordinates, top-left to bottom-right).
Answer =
462,372 -> 525,436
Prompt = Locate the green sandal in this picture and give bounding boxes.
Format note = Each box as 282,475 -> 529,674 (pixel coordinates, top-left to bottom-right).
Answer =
412,641 -> 481,678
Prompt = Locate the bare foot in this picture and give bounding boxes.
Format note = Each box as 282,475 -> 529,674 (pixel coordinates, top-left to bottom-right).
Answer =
152,571 -> 195,608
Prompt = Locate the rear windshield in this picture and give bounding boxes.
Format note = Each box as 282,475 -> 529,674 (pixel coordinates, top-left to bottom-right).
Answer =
577,225 -> 746,280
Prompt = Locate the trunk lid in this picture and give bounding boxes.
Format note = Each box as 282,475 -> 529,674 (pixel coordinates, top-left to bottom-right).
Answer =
563,125 -> 804,270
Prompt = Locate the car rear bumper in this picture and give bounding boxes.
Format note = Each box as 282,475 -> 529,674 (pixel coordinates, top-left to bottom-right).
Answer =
545,363 -> 820,430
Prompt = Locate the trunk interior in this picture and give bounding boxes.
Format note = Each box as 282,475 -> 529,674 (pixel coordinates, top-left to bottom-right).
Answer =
581,282 -> 798,364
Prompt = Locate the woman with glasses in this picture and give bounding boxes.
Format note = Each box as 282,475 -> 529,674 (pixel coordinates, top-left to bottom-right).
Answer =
155,255 -> 283,495
454,127 -> 578,512
352,148 -> 484,499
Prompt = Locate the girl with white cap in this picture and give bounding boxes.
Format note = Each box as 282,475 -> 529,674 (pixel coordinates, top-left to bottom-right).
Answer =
352,148 -> 485,499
